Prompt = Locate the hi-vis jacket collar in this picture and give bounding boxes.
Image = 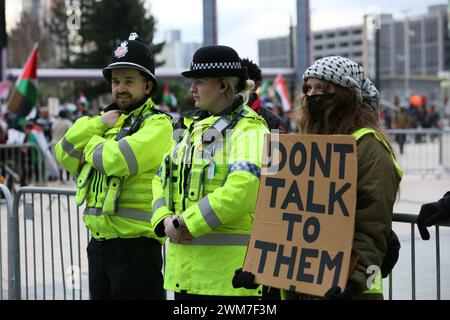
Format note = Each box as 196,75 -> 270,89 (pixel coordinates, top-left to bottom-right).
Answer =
122,97 -> 156,118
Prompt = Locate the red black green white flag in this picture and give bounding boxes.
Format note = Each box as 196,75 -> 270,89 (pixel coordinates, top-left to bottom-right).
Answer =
7,43 -> 38,122
272,74 -> 292,112
162,84 -> 177,108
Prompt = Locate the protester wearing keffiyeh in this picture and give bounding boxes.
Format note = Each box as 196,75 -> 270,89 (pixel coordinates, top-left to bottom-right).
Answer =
303,56 -> 380,111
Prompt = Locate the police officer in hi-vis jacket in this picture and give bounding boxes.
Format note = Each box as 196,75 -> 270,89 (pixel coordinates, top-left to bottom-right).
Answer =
151,45 -> 269,300
56,33 -> 172,300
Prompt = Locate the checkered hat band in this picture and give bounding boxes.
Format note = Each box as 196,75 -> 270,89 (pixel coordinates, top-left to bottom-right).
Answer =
192,62 -> 242,71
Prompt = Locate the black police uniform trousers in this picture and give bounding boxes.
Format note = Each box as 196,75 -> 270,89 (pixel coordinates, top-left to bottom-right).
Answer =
87,237 -> 164,300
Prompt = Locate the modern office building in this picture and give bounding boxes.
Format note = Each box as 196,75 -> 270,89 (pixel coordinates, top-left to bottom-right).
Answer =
259,25 -> 363,67
312,25 -> 364,65
157,30 -> 201,69
259,3 -> 449,101
376,4 -> 449,100
258,36 -> 292,69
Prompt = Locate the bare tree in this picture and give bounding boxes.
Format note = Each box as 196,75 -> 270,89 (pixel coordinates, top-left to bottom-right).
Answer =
7,11 -> 57,68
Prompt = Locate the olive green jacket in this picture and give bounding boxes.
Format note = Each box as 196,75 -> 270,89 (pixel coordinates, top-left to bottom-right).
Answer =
349,134 -> 401,292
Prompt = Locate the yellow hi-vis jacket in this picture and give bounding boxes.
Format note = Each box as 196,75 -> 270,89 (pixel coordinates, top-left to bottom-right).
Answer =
151,104 -> 269,296
55,97 -> 172,240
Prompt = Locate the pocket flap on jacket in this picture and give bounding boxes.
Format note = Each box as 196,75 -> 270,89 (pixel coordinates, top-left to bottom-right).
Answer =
77,164 -> 94,188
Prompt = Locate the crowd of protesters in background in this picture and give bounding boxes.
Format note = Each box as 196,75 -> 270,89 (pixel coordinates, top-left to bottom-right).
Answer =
0,99 -> 94,184
378,94 -> 449,154
1,89 -> 449,186
1,92 -> 449,145
383,95 -> 446,131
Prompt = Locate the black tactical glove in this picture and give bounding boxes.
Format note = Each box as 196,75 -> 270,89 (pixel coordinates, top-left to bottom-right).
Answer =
417,192 -> 450,240
323,282 -> 354,300
380,230 -> 401,278
232,268 -> 259,289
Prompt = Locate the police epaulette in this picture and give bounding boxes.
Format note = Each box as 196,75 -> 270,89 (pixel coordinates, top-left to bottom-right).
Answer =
173,117 -> 186,130
151,107 -> 172,119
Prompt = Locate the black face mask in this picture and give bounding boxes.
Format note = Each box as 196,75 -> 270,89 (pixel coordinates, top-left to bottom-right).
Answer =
306,93 -> 335,123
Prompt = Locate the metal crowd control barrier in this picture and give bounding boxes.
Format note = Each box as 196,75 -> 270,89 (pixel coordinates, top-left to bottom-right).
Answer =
0,184 -> 13,300
386,128 -> 450,176
8,187 -> 89,300
3,186 -> 450,300
1,165 -> 21,196
386,213 -> 450,300
47,142 -> 75,183
0,144 -> 46,184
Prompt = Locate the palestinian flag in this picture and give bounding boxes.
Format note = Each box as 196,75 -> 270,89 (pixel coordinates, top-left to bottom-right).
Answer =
162,84 -> 177,108
272,74 -> 292,112
260,79 -> 275,106
7,44 -> 39,124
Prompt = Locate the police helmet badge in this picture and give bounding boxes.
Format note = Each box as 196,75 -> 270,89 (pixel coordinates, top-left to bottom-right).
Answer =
114,41 -> 128,58
128,32 -> 139,40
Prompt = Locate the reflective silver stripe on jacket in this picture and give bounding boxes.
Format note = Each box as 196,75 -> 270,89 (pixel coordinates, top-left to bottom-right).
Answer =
152,197 -> 166,213
93,143 -> 106,174
156,166 -> 162,177
61,137 -> 83,159
229,162 -> 261,179
175,233 -> 250,246
83,207 -> 152,222
119,139 -> 138,176
198,196 -> 222,229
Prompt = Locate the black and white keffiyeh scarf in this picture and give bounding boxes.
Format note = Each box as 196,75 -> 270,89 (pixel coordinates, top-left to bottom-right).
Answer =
303,56 -> 380,111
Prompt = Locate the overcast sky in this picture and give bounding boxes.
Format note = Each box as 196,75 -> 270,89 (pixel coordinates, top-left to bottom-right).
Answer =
5,0 -> 447,63
148,0 -> 447,62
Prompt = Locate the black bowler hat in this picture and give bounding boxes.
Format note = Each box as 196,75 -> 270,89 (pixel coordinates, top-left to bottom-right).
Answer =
182,45 -> 248,79
103,32 -> 158,95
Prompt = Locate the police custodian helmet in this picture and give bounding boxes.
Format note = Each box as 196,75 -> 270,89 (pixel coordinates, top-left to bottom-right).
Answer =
102,32 -> 158,95
181,45 -> 248,79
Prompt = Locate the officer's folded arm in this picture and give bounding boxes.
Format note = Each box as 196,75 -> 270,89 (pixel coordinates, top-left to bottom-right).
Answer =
82,117 -> 172,177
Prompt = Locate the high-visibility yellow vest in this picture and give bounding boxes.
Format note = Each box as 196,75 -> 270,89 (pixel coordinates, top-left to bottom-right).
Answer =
55,97 -> 173,240
151,104 -> 270,296
353,128 -> 403,179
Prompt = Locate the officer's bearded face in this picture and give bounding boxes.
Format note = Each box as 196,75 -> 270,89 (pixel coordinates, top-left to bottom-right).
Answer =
111,69 -> 152,110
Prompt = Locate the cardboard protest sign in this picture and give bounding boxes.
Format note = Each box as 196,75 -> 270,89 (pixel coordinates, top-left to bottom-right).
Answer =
243,134 -> 357,297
